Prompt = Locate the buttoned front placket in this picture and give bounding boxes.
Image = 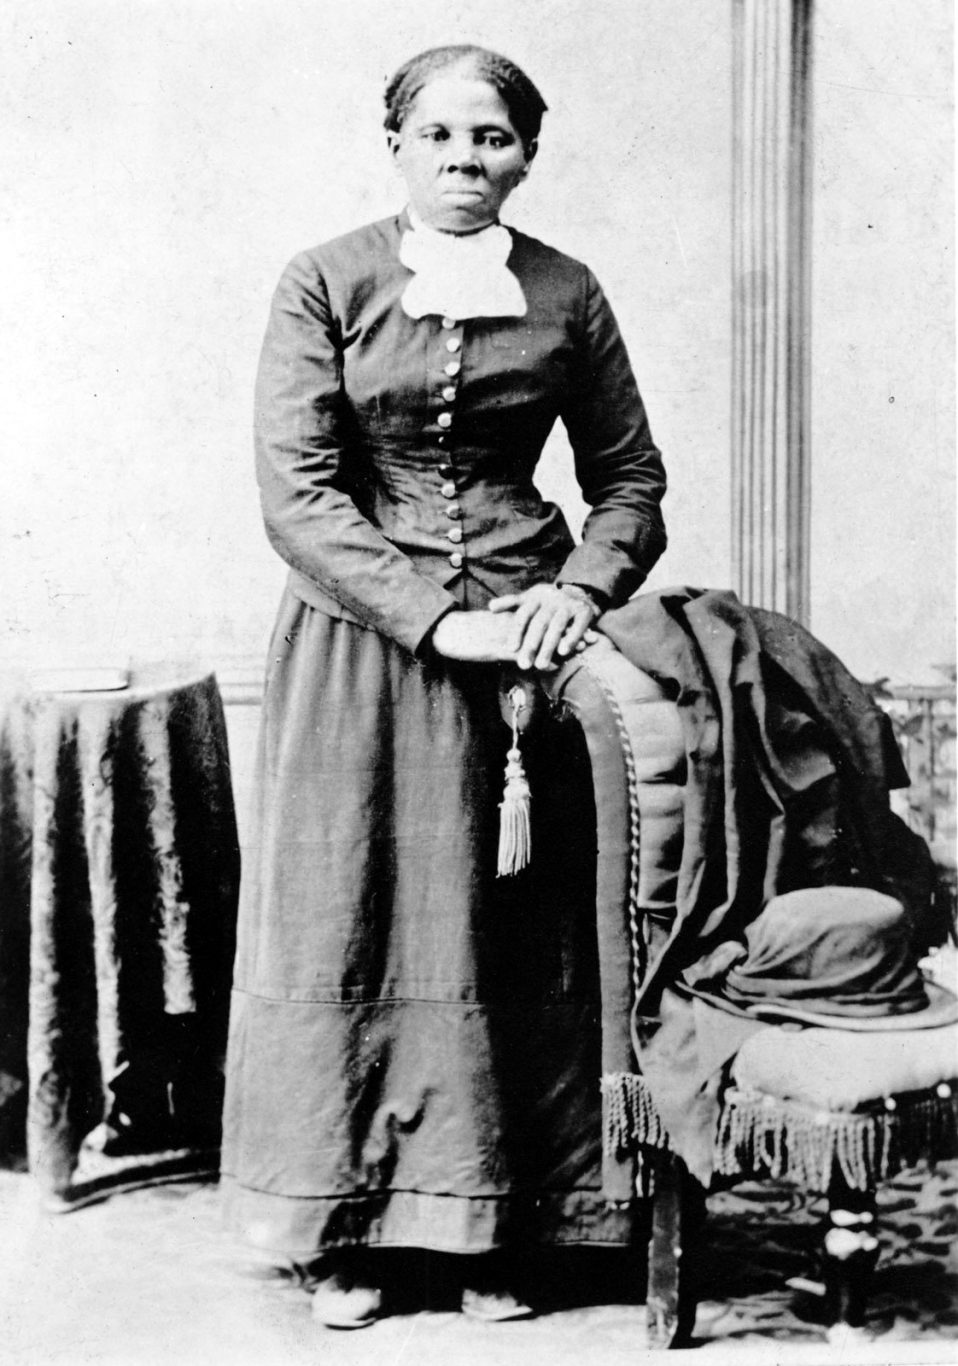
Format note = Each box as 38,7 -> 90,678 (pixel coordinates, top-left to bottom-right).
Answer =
429,316 -> 466,570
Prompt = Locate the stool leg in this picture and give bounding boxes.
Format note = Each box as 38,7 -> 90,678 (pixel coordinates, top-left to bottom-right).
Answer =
822,1186 -> 879,1331
646,1150 -> 705,1348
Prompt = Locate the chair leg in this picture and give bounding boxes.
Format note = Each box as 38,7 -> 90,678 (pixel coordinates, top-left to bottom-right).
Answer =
646,1149 -> 706,1349
822,1186 -> 879,1331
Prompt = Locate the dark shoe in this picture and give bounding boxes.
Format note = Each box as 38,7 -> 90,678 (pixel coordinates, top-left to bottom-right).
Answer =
311,1263 -> 382,1329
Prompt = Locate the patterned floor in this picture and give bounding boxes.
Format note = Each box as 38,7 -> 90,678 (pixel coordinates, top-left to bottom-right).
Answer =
699,1166 -> 958,1346
0,1160 -> 954,1364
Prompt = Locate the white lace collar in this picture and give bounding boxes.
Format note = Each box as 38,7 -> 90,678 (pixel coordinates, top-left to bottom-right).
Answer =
398,209 -> 527,321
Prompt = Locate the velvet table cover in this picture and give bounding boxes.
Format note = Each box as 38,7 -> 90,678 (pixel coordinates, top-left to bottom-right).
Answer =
0,668 -> 239,1194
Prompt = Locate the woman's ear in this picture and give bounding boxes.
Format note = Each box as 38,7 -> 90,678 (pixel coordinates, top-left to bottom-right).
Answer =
523,139 -> 538,169
387,131 -> 408,179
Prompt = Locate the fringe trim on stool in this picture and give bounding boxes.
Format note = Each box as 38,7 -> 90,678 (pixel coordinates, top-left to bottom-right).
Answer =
715,1084 -> 958,1192
602,1071 -> 669,1154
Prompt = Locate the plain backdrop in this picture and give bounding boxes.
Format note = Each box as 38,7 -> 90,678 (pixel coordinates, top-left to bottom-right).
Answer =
1,0 -> 953,684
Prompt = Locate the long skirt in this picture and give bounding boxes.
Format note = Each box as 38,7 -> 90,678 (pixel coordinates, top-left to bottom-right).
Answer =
221,588 -> 636,1256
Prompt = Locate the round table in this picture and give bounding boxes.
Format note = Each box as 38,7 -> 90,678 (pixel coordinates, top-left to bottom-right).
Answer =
0,667 -> 240,1199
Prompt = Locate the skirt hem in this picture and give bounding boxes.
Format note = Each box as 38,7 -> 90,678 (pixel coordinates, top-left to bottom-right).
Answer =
220,1178 -> 640,1258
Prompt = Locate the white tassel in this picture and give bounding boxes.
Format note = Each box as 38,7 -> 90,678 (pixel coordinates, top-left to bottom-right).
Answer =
497,687 -> 531,876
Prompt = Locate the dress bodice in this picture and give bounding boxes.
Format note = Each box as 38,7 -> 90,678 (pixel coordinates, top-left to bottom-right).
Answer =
254,214 -> 667,653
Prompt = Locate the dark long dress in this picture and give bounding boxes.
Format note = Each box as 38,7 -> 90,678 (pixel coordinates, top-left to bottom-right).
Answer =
221,213 -> 667,1256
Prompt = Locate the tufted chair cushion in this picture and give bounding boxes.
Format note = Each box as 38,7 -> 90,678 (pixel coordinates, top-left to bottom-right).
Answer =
575,640 -> 686,928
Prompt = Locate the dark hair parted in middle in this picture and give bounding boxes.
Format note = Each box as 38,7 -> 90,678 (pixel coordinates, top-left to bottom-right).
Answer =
384,45 -> 548,152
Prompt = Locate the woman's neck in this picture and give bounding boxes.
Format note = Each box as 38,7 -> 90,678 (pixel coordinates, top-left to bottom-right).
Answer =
407,207 -> 498,237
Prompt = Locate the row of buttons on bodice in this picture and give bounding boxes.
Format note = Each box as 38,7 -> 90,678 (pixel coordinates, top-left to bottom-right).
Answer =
433,316 -> 464,569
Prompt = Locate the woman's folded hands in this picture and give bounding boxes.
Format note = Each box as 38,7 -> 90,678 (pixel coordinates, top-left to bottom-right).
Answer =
431,583 -> 599,670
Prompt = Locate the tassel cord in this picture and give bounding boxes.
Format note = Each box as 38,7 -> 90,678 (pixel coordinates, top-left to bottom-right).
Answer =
497,686 -> 532,877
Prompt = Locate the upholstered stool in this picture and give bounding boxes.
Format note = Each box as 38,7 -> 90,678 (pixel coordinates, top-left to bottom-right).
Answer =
638,929 -> 958,1344
725,1018 -> 958,1189
709,1022 -> 958,1331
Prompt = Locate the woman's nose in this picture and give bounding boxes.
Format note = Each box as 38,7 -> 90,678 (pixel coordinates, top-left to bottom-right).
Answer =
443,138 -> 481,172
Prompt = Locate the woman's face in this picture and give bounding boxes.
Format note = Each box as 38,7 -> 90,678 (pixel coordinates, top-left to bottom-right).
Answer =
389,73 -> 534,234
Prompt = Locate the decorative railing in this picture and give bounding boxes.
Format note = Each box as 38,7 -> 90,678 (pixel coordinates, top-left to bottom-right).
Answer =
866,674 -> 957,865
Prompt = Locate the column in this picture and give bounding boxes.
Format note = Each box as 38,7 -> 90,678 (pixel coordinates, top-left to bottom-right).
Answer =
731,0 -> 813,620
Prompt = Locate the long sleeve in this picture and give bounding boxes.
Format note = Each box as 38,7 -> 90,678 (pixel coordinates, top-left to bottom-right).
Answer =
555,270 -> 667,606
254,251 -> 458,655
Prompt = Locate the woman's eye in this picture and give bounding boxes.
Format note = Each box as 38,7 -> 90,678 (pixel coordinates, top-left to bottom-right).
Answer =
424,129 -> 448,142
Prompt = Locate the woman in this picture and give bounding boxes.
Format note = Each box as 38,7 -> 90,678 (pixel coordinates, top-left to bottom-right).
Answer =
222,44 -> 667,1328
